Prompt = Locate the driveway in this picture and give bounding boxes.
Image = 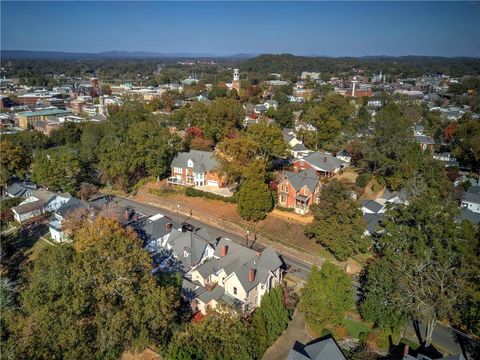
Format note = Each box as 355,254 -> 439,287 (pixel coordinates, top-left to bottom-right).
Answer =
262,309 -> 313,360
194,185 -> 233,197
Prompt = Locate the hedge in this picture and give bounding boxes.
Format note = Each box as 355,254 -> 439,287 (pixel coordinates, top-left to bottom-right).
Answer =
185,187 -> 236,203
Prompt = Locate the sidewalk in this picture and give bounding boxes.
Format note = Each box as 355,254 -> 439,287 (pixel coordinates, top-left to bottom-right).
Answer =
262,309 -> 313,360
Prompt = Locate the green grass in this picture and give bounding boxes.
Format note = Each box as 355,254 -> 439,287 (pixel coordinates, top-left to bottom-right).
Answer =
342,318 -> 371,338
399,337 -> 421,351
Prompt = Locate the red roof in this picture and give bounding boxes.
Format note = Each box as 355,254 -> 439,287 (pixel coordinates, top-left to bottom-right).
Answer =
191,311 -> 204,323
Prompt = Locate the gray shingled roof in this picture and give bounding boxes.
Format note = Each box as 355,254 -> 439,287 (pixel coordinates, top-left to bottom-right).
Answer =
136,214 -> 178,243
364,213 -> 383,234
214,238 -> 283,293
197,284 -> 225,303
291,143 -> 309,151
287,337 -> 346,360
415,135 -> 435,145
12,200 -> 46,214
167,229 -> 214,269
302,151 -> 343,173
171,150 -> 218,173
56,197 -> 88,218
362,200 -> 384,213
282,169 -> 319,193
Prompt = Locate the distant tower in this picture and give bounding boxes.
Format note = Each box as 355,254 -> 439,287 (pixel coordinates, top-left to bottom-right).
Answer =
351,76 -> 358,97
232,68 -> 241,93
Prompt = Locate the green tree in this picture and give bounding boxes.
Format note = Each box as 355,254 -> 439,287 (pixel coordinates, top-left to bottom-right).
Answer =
245,123 -> 288,163
302,104 -> 341,145
359,257 -> 408,332
373,198 -> 477,346
49,122 -> 82,146
7,217 -> 180,359
451,115 -> 480,170
236,162 -> 274,221
31,146 -> 83,193
0,140 -> 28,185
215,136 -> 261,184
168,312 -> 252,360
364,102 -> 423,190
249,287 -> 290,358
305,180 -> 368,261
300,263 -> 353,333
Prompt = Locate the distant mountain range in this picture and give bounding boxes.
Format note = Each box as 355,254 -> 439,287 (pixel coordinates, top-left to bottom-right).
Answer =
1,50 -> 259,60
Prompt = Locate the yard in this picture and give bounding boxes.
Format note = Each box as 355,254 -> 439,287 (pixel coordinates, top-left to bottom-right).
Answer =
0,216 -> 53,280
342,318 -> 371,338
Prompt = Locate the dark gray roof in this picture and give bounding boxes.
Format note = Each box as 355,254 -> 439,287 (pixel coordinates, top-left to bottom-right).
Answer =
136,214 -> 178,243
167,229 -> 214,269
6,181 -> 36,197
415,135 -> 435,145
282,169 -> 319,193
287,337 -> 346,360
12,200 -> 46,214
302,151 -> 343,173
197,284 -> 225,303
460,208 -> 480,225
462,190 -> 480,205
171,150 -> 218,173
336,149 -> 351,157
364,213 -> 384,234
467,186 -> 480,195
362,200 -> 384,213
56,197 -> 88,218
181,279 -> 205,300
214,238 -> 282,293
292,143 -> 309,151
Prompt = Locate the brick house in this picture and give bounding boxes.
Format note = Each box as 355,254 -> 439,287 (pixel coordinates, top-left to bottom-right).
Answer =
169,150 -> 226,188
293,151 -> 343,177
277,168 -> 321,214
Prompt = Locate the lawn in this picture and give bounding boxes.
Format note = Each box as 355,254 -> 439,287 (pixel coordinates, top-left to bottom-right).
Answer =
342,318 -> 371,338
399,337 -> 421,351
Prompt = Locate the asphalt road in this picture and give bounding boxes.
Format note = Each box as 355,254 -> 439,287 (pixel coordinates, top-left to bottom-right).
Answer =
113,196 -> 312,281
112,195 -> 479,358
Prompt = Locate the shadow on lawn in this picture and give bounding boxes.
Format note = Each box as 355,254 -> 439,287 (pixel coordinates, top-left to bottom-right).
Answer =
0,217 -> 49,281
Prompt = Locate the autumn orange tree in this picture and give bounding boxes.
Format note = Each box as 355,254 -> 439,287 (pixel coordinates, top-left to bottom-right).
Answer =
3,217 -> 180,359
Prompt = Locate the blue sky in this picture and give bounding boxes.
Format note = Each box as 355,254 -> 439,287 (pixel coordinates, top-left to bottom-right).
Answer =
1,1 -> 479,57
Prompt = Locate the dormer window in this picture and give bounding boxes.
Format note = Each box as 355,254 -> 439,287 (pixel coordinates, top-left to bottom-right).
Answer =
187,159 -> 194,168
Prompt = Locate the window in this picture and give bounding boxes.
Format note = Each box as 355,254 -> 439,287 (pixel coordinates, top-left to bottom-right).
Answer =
233,287 -> 237,295
280,195 -> 286,203
173,167 -> 182,174
187,159 -> 194,168
304,188 -> 308,195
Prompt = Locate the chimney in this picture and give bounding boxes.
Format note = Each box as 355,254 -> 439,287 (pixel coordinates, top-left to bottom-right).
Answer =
125,209 -> 130,221
165,223 -> 173,231
248,268 -> 255,283
133,213 -> 139,222
403,344 -> 409,358
220,245 -> 228,257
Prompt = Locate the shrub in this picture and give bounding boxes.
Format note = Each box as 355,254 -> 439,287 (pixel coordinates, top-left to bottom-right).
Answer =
185,187 -> 236,203
356,173 -> 372,188
276,206 -> 294,213
375,175 -> 385,185
359,332 -> 369,345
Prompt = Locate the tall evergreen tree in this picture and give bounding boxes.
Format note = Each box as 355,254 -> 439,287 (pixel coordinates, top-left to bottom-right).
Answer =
236,162 -> 274,221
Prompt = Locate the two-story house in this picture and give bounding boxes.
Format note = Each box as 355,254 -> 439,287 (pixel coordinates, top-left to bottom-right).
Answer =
49,197 -> 89,242
188,238 -> 283,314
169,150 -> 225,188
277,169 -> 321,214
293,151 -> 343,177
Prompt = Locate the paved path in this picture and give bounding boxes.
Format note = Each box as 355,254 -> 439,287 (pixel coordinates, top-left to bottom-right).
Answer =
262,309 -> 313,360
